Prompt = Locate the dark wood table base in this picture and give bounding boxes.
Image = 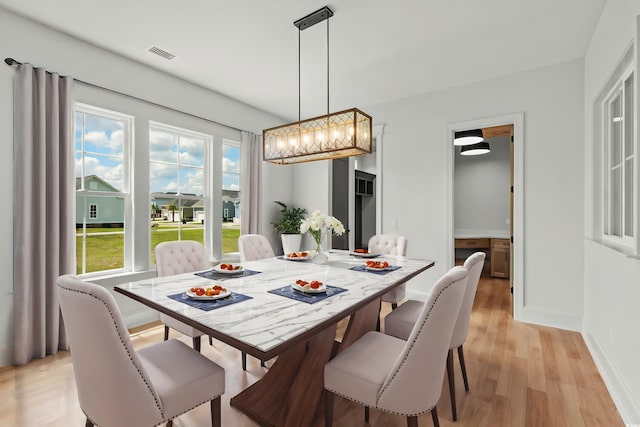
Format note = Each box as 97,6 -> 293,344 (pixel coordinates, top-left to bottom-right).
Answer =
230,299 -> 381,426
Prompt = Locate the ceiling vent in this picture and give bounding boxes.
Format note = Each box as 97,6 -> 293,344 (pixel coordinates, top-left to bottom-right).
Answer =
147,45 -> 176,60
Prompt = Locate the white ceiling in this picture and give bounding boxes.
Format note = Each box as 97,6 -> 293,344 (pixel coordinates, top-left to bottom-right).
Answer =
0,0 -> 606,121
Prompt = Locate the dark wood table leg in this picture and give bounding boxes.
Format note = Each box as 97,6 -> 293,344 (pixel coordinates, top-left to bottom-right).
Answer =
336,298 -> 381,354
230,325 -> 337,427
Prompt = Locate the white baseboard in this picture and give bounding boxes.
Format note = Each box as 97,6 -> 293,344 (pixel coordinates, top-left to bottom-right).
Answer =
519,306 -> 582,332
583,327 -> 640,424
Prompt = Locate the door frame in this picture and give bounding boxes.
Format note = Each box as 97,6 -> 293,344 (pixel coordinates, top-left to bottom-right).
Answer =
446,113 -> 524,320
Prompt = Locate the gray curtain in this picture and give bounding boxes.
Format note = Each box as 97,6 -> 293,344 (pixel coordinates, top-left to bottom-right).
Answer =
13,64 -> 74,365
240,131 -> 262,235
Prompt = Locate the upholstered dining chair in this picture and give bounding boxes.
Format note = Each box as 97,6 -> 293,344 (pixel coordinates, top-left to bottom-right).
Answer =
368,234 -> 408,309
384,251 -> 486,421
57,275 -> 225,427
237,233 -> 275,369
324,266 -> 468,427
238,234 -> 275,263
155,240 -> 211,352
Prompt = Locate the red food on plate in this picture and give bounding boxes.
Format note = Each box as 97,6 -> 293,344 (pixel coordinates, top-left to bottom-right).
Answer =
354,249 -> 368,253
366,260 -> 389,269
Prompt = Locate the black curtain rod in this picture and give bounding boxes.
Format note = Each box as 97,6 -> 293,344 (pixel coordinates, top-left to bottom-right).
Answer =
4,57 -> 246,133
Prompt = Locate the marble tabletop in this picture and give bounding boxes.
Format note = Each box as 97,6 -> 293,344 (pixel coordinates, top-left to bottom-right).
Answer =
115,250 -> 434,359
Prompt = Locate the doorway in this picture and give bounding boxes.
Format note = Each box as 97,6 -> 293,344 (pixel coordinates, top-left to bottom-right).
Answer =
454,125 -> 512,277
447,113 -> 524,320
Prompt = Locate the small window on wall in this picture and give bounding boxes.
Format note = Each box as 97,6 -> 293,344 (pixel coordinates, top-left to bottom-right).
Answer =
603,70 -> 634,247
594,42 -> 636,254
89,204 -> 97,219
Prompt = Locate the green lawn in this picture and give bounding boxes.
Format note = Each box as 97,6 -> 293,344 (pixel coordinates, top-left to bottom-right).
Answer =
76,225 -> 240,274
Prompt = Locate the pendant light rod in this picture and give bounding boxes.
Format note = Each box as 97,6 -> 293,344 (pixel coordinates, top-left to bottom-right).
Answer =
294,6 -> 334,120
298,29 -> 301,122
327,15 -> 330,116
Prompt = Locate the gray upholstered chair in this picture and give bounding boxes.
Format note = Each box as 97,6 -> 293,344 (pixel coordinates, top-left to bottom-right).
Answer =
384,252 -> 486,421
369,234 -> 408,309
324,266 -> 468,427
155,240 -> 211,352
238,234 -> 275,263
57,275 -> 225,427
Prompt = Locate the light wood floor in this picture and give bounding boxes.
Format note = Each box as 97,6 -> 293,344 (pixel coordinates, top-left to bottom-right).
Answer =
0,276 -> 623,426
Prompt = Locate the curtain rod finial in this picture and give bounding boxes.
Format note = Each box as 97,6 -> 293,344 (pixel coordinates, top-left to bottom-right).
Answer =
4,57 -> 16,66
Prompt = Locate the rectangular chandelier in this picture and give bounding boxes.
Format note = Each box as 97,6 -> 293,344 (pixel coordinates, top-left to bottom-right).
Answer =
263,108 -> 372,164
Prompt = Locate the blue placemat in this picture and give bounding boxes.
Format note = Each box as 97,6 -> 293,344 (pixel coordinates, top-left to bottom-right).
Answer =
194,268 -> 261,281
167,292 -> 252,311
268,285 -> 347,304
349,265 -> 401,275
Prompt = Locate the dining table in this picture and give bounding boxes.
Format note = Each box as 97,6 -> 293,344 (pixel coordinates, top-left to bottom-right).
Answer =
114,250 -> 434,427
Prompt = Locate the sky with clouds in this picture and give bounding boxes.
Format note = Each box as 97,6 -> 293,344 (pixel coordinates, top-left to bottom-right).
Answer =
75,112 -> 240,194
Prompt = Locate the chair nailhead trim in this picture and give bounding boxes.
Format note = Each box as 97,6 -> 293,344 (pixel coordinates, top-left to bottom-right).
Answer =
376,277 -> 466,413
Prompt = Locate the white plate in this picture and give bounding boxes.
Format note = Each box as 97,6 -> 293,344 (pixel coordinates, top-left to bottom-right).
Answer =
292,282 -> 326,294
185,289 -> 231,301
212,264 -> 244,274
350,252 -> 380,259
283,252 -> 312,261
365,266 -> 390,272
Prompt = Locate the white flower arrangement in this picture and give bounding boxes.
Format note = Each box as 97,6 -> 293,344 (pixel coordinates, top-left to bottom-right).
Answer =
300,210 -> 345,251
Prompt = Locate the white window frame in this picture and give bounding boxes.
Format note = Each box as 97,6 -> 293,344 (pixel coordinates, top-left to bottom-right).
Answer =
89,204 -> 97,219
149,120 -> 212,246
587,42 -> 640,258
222,138 -> 241,224
75,103 -> 132,276
601,65 -> 636,251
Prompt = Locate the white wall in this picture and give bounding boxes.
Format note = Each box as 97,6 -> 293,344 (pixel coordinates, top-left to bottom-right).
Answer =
454,135 -> 510,237
583,0 -> 640,422
0,7 -> 290,366
360,59 -> 585,327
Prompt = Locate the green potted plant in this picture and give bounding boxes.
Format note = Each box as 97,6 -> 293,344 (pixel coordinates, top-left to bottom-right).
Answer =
273,201 -> 307,254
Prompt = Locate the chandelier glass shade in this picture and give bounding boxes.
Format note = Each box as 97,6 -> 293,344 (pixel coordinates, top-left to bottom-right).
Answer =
263,108 -> 372,164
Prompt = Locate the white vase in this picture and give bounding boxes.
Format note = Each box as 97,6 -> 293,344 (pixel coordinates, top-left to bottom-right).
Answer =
281,234 -> 302,255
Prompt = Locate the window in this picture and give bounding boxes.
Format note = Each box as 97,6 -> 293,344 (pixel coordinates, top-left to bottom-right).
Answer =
603,70 -> 634,246
149,122 -> 209,260
593,42 -> 637,254
222,141 -> 240,254
74,85 -> 242,277
75,104 -> 131,275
